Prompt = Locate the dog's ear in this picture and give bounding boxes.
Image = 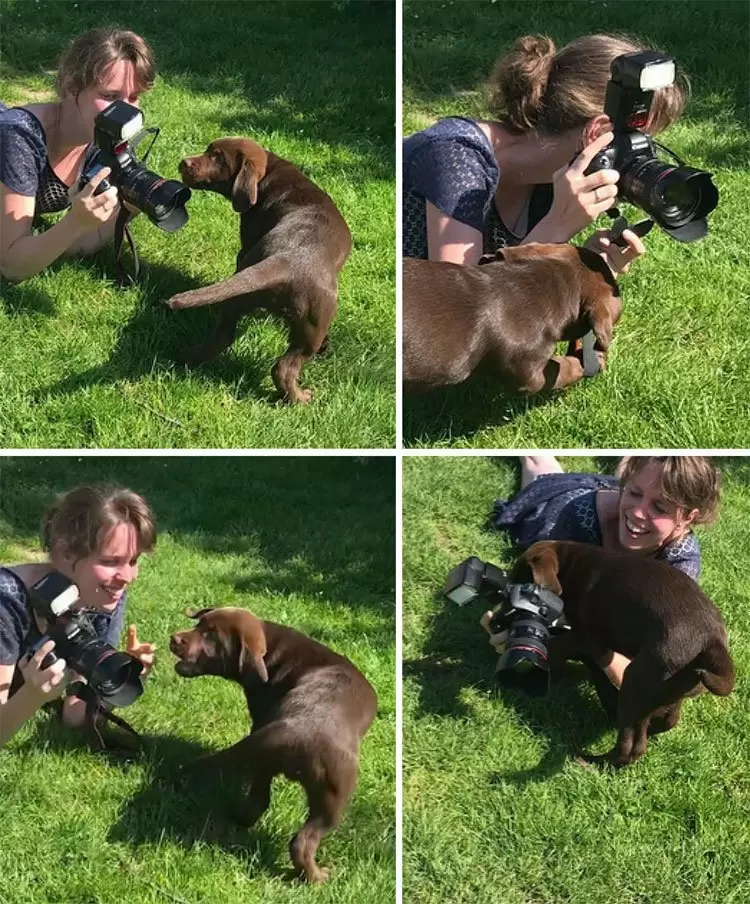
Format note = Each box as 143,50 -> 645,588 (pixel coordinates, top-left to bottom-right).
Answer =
588,302 -> 614,352
185,607 -> 215,620
238,617 -> 269,683
525,543 -> 562,596
477,251 -> 505,266
231,159 -> 259,212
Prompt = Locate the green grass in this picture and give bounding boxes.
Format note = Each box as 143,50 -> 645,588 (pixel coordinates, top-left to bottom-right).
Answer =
0,456 -> 396,904
403,1 -> 750,448
0,0 -> 395,449
403,454 -> 750,904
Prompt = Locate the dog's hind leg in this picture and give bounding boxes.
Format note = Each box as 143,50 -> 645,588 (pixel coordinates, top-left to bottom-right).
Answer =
272,289 -> 337,404
290,752 -> 359,884
178,308 -> 243,367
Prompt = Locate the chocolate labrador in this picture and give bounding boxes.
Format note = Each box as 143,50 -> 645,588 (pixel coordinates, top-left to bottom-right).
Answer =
169,606 -> 377,883
165,138 -> 352,404
510,541 -> 734,767
403,243 -> 621,395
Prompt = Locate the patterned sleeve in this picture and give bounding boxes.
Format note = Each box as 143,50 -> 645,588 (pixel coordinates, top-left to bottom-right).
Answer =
405,137 -> 497,231
658,532 -> 701,581
0,114 -> 47,197
0,570 -> 30,666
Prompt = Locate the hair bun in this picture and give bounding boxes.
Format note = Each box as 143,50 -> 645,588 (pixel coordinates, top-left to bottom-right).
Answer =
489,34 -> 557,132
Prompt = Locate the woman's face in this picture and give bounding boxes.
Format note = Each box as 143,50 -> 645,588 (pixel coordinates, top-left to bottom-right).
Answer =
66,59 -> 144,141
618,462 -> 698,552
54,521 -> 142,612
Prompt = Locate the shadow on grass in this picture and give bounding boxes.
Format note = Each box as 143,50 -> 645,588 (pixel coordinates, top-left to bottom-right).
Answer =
403,377 -> 569,446
0,456 -> 396,615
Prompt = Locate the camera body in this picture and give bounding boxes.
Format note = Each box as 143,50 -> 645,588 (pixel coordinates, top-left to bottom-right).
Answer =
78,100 -> 191,233
28,571 -> 143,708
445,556 -> 564,696
585,51 -> 718,242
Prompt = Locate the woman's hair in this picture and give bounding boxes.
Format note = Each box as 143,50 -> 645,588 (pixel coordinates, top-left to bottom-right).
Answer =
489,33 -> 687,136
617,457 -> 721,524
56,27 -> 157,99
41,484 -> 157,561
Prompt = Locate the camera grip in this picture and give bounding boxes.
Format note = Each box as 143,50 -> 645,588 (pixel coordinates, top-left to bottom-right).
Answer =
25,635 -> 58,670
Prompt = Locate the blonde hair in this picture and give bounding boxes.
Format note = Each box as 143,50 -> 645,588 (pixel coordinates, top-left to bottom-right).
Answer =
617,456 -> 721,524
56,27 -> 156,100
489,34 -> 687,136
41,484 -> 157,562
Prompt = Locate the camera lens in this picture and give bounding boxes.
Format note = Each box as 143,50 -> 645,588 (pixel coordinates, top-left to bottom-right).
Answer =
119,165 -> 191,232
620,157 -> 718,236
68,638 -> 143,707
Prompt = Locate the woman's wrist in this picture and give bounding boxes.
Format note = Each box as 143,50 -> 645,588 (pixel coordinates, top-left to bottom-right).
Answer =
522,212 -> 574,245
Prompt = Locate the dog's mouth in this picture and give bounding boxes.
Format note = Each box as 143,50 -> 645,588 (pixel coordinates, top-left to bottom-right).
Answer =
174,659 -> 202,678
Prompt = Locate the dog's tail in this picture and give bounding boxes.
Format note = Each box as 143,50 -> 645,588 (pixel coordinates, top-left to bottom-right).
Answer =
695,638 -> 735,696
167,255 -> 291,309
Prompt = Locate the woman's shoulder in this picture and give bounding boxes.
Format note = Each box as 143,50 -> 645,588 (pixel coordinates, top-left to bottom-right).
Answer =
0,104 -> 48,144
406,116 -> 494,153
0,104 -> 49,194
0,566 -> 31,616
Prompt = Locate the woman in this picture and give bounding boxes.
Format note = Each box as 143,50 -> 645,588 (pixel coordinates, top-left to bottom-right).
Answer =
0,27 -> 156,283
403,34 -> 687,275
484,455 -> 721,689
0,483 -> 157,745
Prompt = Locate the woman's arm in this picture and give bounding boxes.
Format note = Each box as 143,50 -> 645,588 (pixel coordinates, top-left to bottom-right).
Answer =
0,644 -> 69,746
0,167 -> 119,283
425,201 -> 485,264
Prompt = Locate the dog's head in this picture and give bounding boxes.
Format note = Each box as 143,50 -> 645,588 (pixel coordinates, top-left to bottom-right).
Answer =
509,541 -> 563,596
178,138 -> 269,213
169,606 -> 268,683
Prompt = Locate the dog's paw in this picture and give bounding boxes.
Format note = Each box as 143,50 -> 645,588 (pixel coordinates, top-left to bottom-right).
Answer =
164,291 -> 194,310
306,865 -> 331,884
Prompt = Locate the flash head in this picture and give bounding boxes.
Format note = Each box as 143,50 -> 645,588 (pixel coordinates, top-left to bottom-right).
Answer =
611,50 -> 676,91
29,571 -> 79,617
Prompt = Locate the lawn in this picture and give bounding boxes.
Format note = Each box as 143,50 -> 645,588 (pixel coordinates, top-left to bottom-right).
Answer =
0,0 -> 395,449
403,454 -> 750,904
0,455 -> 396,904
403,0 -> 750,449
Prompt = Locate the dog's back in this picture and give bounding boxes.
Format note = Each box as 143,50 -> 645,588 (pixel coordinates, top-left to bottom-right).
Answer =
403,243 -> 620,393
247,620 -> 377,744
521,540 -> 734,696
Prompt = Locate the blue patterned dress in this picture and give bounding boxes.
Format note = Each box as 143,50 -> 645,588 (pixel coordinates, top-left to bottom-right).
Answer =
402,117 -> 553,258
491,472 -> 701,580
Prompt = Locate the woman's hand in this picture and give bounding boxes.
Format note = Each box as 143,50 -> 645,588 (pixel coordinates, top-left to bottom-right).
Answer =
18,640 -> 70,701
480,610 -> 509,651
126,624 -> 156,679
545,131 -> 620,241
66,166 -> 121,235
584,227 -> 646,276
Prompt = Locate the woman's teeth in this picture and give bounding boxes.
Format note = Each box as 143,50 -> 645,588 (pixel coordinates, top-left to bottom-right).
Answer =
625,516 -> 648,536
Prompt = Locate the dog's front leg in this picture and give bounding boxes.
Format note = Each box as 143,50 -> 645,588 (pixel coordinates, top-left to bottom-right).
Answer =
542,354 -> 585,391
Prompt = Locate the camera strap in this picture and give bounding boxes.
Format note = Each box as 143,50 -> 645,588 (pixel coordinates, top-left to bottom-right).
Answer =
113,206 -> 140,288
68,679 -> 142,750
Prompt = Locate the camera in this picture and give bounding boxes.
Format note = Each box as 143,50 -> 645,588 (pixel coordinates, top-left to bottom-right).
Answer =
585,51 -> 719,242
444,556 -> 564,696
27,571 -> 143,708
78,100 -> 191,233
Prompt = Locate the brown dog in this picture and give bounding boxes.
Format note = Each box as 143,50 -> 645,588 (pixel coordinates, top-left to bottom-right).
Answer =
169,606 -> 377,883
165,138 -> 352,404
509,541 -> 734,767
403,243 -> 621,395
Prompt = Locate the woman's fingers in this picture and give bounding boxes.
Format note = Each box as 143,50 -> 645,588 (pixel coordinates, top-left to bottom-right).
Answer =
569,131 -> 614,174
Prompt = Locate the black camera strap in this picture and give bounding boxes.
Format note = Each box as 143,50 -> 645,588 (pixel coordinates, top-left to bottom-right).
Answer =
68,679 -> 142,750
113,206 -> 140,288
